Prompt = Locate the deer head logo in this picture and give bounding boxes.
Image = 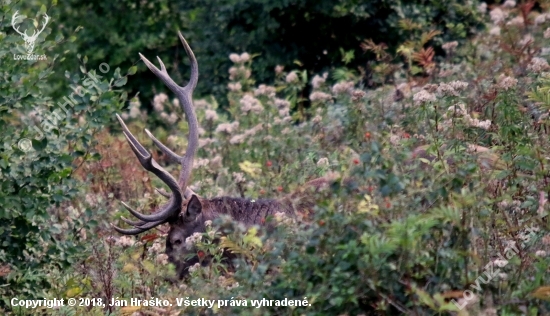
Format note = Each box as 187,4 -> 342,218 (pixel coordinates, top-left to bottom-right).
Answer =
11,10 -> 50,54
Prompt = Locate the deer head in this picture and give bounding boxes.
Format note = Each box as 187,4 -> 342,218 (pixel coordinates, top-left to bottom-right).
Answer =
11,11 -> 50,54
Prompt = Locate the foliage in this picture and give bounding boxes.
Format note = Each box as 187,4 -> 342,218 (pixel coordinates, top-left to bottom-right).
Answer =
4,0 -> 550,315
0,1 -> 128,310
46,0 -> 484,105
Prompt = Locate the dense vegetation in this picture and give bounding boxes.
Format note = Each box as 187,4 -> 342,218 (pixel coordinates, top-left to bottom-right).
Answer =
50,0 -> 483,102
2,0 -> 550,315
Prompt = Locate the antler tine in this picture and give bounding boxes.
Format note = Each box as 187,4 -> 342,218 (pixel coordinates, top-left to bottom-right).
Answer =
138,32 -> 199,198
33,13 -> 50,38
185,187 -> 197,197
116,114 -> 183,222
154,187 -> 198,199
177,31 -> 199,90
156,188 -> 171,198
120,216 -> 145,227
144,129 -> 183,163
11,11 -> 26,37
113,217 -> 166,235
112,224 -> 147,235
112,218 -> 165,235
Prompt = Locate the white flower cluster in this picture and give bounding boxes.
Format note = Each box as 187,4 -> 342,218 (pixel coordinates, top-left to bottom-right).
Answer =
275,65 -> 284,74
229,53 -> 251,64
448,80 -> 469,91
205,109 -> 218,121
210,155 -> 223,170
229,134 -> 246,144
185,232 -> 203,250
535,13 -> 550,25
503,0 -> 516,8
413,90 -> 436,105
433,81 -> 468,97
228,82 -> 242,92
312,115 -> 322,123
309,91 -> 333,103
477,2 -> 487,14
232,172 -> 246,184
230,123 -> 264,144
215,121 -> 240,134
156,253 -> 169,265
490,8 -> 508,24
240,94 -> 264,114
198,137 -> 215,148
229,66 -> 251,81
275,98 -> 291,117
286,71 -> 298,83
148,242 -> 163,254
217,275 -> 240,290
351,89 -> 366,101
389,133 -> 401,146
437,83 -> 459,97
442,103 -> 491,130
274,212 -> 294,225
527,57 -> 550,73
497,75 -> 518,91
160,112 -> 178,124
188,263 -> 201,273
153,93 -> 168,112
254,84 -> 276,98
506,16 -> 523,26
115,236 -> 136,247
311,73 -> 328,89
519,34 -> 534,47
121,98 -> 142,120
331,81 -> 354,95
194,157 -> 210,168
316,157 -> 329,167
442,41 -> 458,52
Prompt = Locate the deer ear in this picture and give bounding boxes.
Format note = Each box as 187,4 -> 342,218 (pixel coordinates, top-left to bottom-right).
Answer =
185,195 -> 202,219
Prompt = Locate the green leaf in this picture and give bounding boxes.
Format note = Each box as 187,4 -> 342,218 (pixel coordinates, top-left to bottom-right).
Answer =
31,138 -> 48,151
114,77 -> 128,87
127,66 -> 137,75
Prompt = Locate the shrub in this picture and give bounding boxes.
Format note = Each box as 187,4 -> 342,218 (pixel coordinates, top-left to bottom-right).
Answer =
48,0 -> 484,104
0,3 -> 129,311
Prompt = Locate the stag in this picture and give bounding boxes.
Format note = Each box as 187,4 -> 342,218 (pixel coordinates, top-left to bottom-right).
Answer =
112,32 -> 326,278
11,11 -> 50,54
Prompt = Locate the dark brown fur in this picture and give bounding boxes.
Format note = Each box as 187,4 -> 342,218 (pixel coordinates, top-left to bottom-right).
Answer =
166,178 -> 329,278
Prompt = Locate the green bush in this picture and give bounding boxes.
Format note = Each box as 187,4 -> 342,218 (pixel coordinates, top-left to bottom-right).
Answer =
0,3 -> 129,310
48,0 -> 483,104
4,1 -> 550,315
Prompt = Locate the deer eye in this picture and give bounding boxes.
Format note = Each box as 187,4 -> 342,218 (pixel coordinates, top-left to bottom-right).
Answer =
173,239 -> 182,246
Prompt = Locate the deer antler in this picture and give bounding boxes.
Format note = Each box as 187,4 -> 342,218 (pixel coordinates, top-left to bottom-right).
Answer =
11,11 -> 50,39
112,32 -> 199,235
11,11 -> 27,37
33,13 -> 50,39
